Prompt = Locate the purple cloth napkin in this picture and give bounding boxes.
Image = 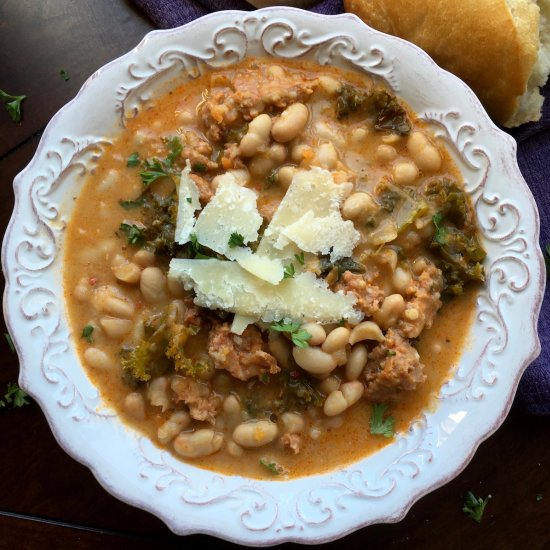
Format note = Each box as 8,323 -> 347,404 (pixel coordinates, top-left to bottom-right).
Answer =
133,0 -> 550,415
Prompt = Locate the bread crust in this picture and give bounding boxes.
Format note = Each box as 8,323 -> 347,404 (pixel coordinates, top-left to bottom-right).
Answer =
344,0 -> 540,126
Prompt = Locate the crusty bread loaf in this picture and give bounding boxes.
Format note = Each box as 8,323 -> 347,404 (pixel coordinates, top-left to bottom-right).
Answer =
344,0 -> 550,127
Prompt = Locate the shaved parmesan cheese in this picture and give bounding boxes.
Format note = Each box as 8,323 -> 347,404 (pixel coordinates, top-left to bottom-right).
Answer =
283,210 -> 359,261
194,174 -> 263,256
231,314 -> 257,335
231,248 -> 284,285
169,258 -> 362,324
257,167 -> 358,261
175,162 -> 201,244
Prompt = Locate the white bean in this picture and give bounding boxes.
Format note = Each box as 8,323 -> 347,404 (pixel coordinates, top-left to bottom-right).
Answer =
111,254 -> 141,284
393,161 -> 419,185
84,347 -> 114,370
407,131 -> 442,172
173,429 -> 223,458
323,390 -> 348,416
268,332 -> 291,369
351,127 -> 368,144
124,392 -> 145,420
317,142 -> 338,170
373,294 -> 406,330
349,321 -> 385,345
267,143 -> 287,164
300,323 -> 326,346
133,249 -> 156,267
157,411 -> 191,445
226,440 -> 244,457
340,381 -> 364,407
291,143 -> 313,163
321,327 -> 350,353
272,103 -> 309,143
102,296 -> 135,319
392,266 -> 412,294
318,375 -> 341,394
232,420 -> 278,448
292,346 -> 337,376
280,412 -> 305,434
277,165 -> 296,189
147,377 -> 171,411
239,113 -> 272,157
375,144 -> 397,163
140,267 -> 168,304
74,277 -> 91,302
99,317 -> 132,339
317,75 -> 340,95
345,344 -> 368,380
342,192 -> 379,220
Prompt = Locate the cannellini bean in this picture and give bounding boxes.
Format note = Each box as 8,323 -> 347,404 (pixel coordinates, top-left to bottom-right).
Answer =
111,255 -> 141,284
74,277 -> 91,302
318,375 -> 341,394
349,321 -> 385,345
332,348 -> 348,367
147,377 -> 171,411
323,390 -> 348,416
174,429 -> 224,458
318,75 -> 340,95
239,113 -> 272,157
157,411 -> 191,444
340,381 -> 364,407
223,394 -> 242,428
167,299 -> 186,325
226,440 -> 244,457
267,143 -> 287,164
177,110 -> 194,124
322,327 -> 350,353
124,392 -> 145,420
248,153 -> 275,178
392,266 -> 412,294
291,143 -> 313,163
316,142 -> 338,170
351,127 -> 368,144
277,165 -> 296,189
342,192 -> 379,220
167,276 -> 186,298
280,412 -> 305,434
84,347 -> 115,370
392,161 -> 419,185
377,247 -> 398,271
375,144 -> 397,163
407,131 -> 442,172
268,332 -> 291,369
140,267 -> 168,304
232,420 -> 278,448
99,317 -> 132,339
301,323 -> 326,346
412,257 -> 429,275
345,344 -> 368,380
102,295 -> 135,319
272,103 -> 309,143
373,294 -> 406,330
133,249 -> 156,267
292,346 -> 337,376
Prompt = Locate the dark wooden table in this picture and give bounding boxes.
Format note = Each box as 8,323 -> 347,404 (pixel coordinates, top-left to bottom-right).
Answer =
0,1 -> 548,548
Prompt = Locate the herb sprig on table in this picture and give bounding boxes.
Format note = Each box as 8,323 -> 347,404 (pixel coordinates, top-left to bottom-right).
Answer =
0,382 -> 30,410
0,89 -> 27,123
462,491 -> 490,523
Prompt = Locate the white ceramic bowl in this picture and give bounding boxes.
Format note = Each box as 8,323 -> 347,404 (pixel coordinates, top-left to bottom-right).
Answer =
2,8 -> 544,545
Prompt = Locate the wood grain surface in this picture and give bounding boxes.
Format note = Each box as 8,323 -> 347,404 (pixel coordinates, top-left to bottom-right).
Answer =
0,1 -> 548,548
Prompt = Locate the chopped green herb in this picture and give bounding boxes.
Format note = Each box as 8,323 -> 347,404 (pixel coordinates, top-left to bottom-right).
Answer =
119,223 -> 145,245
4,332 -> 15,353
369,403 -> 395,438
536,493 -> 543,502
186,197 -> 192,203
163,136 -> 183,169
259,457 -> 286,475
294,252 -> 305,265
0,89 -> 27,123
119,196 -> 145,210
2,382 -> 30,408
270,320 -> 311,348
265,170 -> 278,187
192,162 -> 207,173
462,492 -> 490,523
283,263 -> 295,279
228,232 -> 245,249
140,158 -> 169,186
432,211 -> 449,246
127,152 -> 140,167
387,350 -> 396,357
81,325 -> 94,343
59,69 -> 70,81
259,373 -> 270,385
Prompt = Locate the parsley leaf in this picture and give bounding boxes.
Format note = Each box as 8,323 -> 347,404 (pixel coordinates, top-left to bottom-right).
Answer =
140,158 -> 169,186
294,252 -> 305,265
119,223 -> 145,245
462,492 -> 490,523
259,457 -> 286,475
189,233 -> 213,259
0,89 -> 27,123
119,196 -> 145,210
186,197 -> 192,203
4,332 -> 15,353
283,263 -> 295,279
192,162 -> 207,173
536,493 -> 543,502
163,136 -> 183,169
126,152 -> 140,167
369,403 -> 395,438
3,382 -> 30,408
81,325 -> 94,343
59,69 -> 70,81
270,320 -> 311,348
228,232 -> 245,249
